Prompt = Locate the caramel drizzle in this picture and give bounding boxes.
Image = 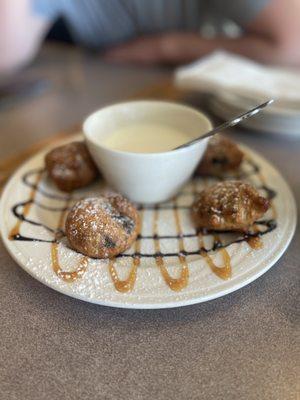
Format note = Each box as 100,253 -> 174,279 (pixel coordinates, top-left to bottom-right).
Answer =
247,225 -> 263,250
51,243 -> 88,282
199,235 -> 232,280
172,200 -> 189,289
193,180 -> 232,280
9,155 -> 277,291
245,156 -> 277,220
108,210 -> 144,293
9,171 -> 43,240
51,197 -> 88,282
153,205 -> 189,291
247,236 -> 263,250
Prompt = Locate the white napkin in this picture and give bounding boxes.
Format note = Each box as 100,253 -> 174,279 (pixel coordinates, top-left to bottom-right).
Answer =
175,51 -> 300,108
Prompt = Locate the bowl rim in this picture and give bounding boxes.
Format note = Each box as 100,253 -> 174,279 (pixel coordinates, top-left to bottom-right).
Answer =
82,100 -> 212,158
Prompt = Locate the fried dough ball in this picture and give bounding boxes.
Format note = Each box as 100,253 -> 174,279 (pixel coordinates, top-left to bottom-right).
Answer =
192,181 -> 270,232
196,135 -> 244,176
45,141 -> 98,192
65,196 -> 140,258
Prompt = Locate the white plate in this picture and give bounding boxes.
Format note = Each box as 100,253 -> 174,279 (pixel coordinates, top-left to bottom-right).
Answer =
210,93 -> 300,136
0,135 -> 297,309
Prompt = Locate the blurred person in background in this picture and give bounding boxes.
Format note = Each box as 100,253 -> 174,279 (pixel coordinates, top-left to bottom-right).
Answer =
1,0 -> 300,74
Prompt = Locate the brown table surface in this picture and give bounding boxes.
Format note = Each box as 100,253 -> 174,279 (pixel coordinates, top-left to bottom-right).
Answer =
0,44 -> 299,400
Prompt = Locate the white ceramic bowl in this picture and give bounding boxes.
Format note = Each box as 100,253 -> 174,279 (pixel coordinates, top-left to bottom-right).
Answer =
83,100 -> 212,204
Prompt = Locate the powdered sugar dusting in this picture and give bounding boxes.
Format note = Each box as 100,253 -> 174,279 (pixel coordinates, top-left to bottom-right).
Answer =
65,196 -> 139,258
2,136 -> 295,308
193,180 -> 270,231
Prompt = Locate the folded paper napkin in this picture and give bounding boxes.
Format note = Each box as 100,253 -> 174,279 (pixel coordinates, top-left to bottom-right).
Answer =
175,51 -> 300,108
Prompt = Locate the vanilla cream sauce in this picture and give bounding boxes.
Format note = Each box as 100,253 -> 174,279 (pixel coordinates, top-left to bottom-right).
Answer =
103,123 -> 191,153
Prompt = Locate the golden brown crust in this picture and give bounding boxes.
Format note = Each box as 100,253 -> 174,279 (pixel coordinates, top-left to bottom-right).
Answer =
192,181 -> 270,232
65,196 -> 140,258
196,135 -> 244,177
45,141 -> 98,192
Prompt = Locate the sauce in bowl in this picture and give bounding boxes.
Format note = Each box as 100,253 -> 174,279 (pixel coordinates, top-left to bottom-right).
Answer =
103,123 -> 191,153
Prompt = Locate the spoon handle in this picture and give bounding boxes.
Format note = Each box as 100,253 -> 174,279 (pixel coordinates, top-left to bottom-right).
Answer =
175,99 -> 274,150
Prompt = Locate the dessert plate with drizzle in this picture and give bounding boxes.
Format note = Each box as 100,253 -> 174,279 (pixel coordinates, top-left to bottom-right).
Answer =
0,135 -> 296,309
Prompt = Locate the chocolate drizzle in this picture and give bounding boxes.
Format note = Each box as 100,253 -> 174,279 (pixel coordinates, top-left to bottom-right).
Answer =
11,234 -> 55,243
8,156 -> 278,291
12,200 -> 57,233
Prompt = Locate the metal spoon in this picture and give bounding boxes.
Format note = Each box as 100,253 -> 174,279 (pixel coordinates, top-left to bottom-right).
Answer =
174,99 -> 274,150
